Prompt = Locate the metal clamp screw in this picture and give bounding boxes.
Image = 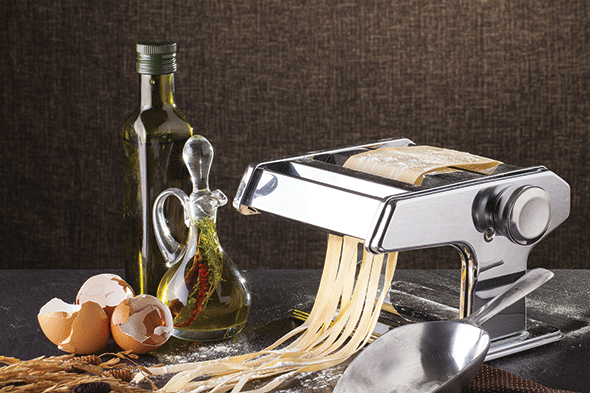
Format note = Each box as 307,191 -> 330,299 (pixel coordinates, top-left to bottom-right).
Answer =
484,228 -> 495,242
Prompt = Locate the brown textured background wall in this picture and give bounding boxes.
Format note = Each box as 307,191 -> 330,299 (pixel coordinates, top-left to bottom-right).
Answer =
1,0 -> 588,270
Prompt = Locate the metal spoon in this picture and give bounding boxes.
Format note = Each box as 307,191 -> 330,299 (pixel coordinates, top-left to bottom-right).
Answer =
334,268 -> 554,393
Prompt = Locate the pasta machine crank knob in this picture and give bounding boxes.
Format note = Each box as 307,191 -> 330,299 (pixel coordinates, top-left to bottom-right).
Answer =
473,185 -> 551,245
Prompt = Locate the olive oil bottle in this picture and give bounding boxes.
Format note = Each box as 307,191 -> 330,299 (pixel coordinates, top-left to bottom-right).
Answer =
123,41 -> 192,295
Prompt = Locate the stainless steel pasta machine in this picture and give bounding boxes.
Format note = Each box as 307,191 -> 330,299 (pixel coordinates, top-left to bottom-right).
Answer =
233,137 -> 570,359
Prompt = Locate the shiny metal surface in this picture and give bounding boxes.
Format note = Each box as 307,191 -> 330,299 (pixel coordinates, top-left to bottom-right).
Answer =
334,269 -> 553,393
233,137 -> 570,350
369,165 -> 569,339
233,137 -> 414,217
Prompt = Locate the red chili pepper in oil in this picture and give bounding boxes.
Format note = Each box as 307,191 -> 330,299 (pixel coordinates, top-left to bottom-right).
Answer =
167,219 -> 224,328
173,238 -> 211,327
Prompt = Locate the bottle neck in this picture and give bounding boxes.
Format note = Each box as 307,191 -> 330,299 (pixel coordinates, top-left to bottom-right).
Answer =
140,73 -> 175,110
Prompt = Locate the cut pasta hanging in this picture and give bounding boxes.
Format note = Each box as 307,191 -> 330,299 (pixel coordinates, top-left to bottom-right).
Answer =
136,237 -> 396,393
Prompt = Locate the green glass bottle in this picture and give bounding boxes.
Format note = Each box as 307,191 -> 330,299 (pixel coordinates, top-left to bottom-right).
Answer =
123,41 -> 193,295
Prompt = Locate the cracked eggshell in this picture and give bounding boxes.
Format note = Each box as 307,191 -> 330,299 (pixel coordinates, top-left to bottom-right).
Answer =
38,298 -> 110,354
111,294 -> 173,354
76,273 -> 135,319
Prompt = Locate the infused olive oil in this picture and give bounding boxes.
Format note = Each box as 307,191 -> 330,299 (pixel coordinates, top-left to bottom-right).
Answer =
153,136 -> 251,341
157,226 -> 251,341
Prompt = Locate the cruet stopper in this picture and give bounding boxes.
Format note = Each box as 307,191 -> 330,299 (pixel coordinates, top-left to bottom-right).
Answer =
183,135 -> 228,222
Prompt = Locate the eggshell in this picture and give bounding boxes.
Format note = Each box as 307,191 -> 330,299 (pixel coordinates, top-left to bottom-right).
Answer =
76,273 -> 135,319
38,298 -> 110,354
38,298 -> 79,346
111,295 -> 173,354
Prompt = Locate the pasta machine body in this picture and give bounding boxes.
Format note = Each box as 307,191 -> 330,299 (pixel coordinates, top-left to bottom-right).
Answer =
233,137 -> 570,359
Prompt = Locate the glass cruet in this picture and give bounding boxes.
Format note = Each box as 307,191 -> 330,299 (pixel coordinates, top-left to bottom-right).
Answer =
153,135 -> 251,341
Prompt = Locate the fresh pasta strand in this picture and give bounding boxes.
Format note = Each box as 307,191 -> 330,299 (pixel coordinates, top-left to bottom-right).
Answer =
145,236 -> 394,393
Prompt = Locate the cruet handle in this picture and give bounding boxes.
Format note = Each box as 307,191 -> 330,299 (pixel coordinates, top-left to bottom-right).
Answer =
152,188 -> 190,267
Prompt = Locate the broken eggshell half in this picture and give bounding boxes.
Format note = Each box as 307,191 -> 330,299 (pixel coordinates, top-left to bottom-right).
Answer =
76,273 -> 135,319
38,298 -> 111,354
111,294 -> 173,354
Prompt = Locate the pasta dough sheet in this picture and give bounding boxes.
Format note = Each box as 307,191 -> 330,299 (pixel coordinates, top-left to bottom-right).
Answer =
344,145 -> 500,185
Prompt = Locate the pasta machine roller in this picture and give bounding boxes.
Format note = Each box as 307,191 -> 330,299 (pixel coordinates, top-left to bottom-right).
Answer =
233,137 -> 570,359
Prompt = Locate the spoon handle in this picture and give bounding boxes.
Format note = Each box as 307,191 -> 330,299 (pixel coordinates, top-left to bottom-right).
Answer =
466,268 -> 553,327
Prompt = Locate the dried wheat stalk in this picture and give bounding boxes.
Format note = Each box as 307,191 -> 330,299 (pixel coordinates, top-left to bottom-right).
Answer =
0,352 -> 153,392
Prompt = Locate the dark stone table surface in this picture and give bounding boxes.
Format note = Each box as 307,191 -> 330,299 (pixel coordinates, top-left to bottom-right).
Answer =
1,269 -> 589,392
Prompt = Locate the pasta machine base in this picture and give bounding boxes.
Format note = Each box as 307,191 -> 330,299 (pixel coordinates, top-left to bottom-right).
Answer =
386,279 -> 562,361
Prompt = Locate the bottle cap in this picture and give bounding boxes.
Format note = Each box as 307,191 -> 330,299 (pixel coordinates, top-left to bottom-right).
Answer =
136,41 -> 177,75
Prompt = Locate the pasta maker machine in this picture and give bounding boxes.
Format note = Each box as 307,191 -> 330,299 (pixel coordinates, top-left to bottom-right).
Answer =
233,137 -> 570,359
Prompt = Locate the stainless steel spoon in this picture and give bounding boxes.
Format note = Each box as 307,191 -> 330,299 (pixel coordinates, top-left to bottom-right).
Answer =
333,268 -> 554,393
